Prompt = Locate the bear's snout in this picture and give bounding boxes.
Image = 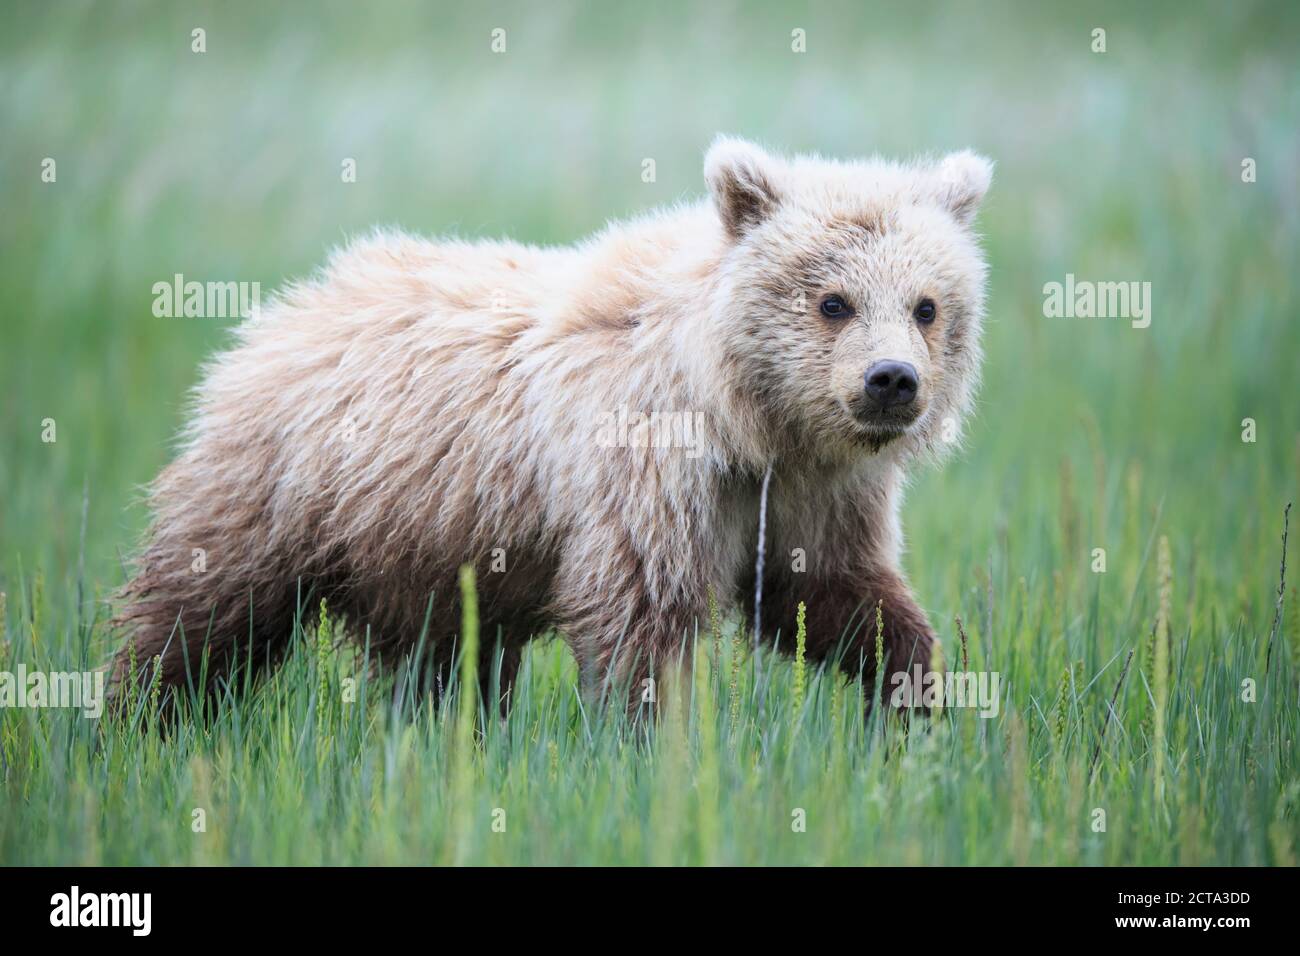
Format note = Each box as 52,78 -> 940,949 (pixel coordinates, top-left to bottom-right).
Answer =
864,360 -> 919,410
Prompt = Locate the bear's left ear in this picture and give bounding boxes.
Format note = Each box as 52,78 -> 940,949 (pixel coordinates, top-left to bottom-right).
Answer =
705,136 -> 783,241
932,151 -> 994,225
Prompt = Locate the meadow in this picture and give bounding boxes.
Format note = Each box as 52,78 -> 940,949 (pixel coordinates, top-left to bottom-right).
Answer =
1,0 -> 1297,865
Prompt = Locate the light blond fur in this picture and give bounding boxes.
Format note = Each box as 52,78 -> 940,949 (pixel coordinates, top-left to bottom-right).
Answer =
112,136 -> 992,711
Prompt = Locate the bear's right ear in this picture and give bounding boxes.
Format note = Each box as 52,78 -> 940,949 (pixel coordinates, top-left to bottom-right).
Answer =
705,136 -> 783,241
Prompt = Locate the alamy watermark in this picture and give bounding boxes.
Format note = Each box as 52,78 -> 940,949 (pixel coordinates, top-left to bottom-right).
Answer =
1043,273 -> 1151,329
595,405 -> 706,458
889,666 -> 1001,717
50,886 -> 151,936
152,273 -> 261,319
0,665 -> 105,718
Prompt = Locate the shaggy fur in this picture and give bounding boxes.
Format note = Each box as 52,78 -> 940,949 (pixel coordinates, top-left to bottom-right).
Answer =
110,136 -> 992,712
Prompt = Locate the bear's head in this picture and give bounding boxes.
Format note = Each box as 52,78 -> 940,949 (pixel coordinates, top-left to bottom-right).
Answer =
703,136 -> 992,465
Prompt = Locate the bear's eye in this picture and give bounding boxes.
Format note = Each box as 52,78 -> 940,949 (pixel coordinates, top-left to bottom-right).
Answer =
913,298 -> 937,324
819,295 -> 851,319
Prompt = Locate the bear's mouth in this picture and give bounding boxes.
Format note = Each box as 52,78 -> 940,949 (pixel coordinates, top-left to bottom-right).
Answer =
839,395 -> 925,452
851,418 -> 904,446
847,398 -> 921,434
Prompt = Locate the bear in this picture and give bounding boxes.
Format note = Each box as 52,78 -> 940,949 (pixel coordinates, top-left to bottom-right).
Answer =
109,136 -> 992,714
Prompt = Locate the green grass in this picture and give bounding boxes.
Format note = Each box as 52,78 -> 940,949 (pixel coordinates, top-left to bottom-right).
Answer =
2,0 -> 1298,865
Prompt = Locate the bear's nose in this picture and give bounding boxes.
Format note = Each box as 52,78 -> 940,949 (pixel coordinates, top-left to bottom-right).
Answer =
864,361 -> 919,408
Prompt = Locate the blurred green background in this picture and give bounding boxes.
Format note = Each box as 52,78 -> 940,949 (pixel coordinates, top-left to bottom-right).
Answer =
1,0 -> 1297,865
2,0 -> 1296,598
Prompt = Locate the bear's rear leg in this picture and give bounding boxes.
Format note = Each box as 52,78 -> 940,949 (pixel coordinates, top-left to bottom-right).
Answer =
386,631 -> 526,718
109,567 -> 304,712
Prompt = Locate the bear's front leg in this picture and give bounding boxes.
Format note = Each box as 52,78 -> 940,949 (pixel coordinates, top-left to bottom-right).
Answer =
762,564 -> 938,708
854,567 -> 938,706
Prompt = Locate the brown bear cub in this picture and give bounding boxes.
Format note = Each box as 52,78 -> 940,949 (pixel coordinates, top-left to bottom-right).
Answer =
110,136 -> 992,713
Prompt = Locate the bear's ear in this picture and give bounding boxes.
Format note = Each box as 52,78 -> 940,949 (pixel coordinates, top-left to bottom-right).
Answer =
932,150 -> 994,225
705,136 -> 783,240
